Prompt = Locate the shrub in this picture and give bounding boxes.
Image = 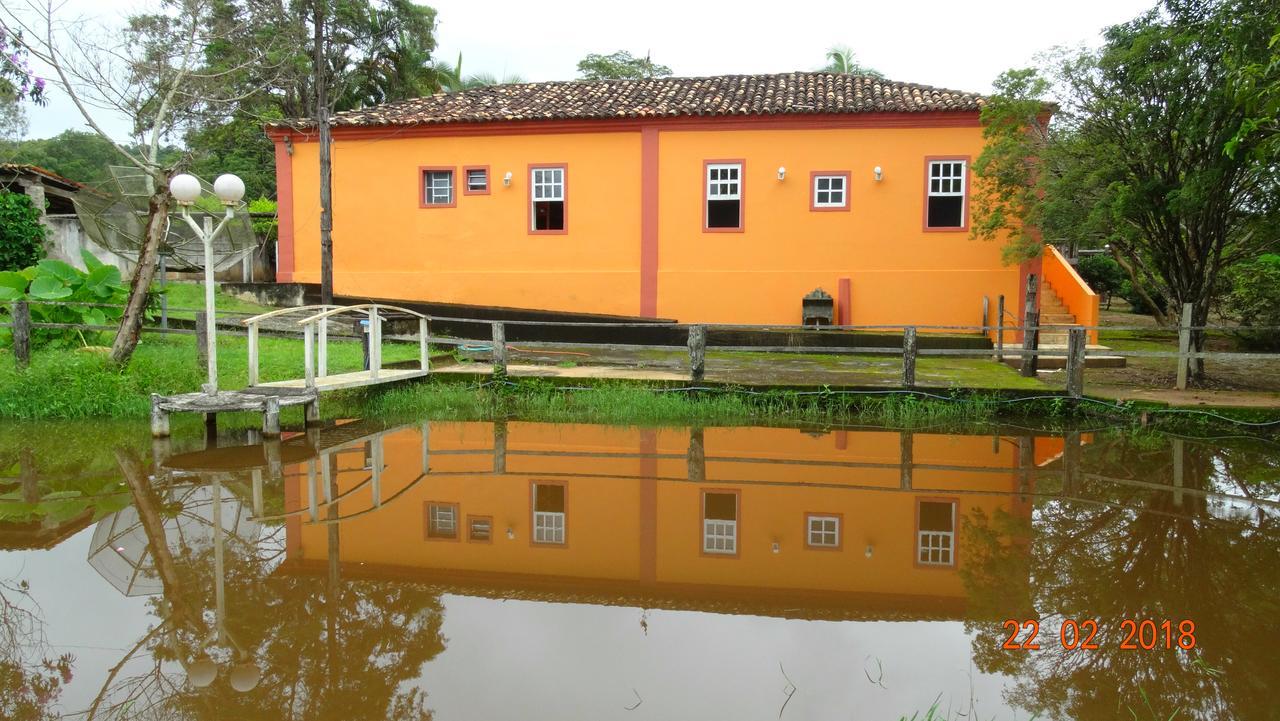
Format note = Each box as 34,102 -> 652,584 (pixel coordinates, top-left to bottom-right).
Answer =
0,190 -> 45,271
1077,255 -> 1125,296
248,197 -> 277,244
1223,254 -> 1280,350
0,250 -> 128,347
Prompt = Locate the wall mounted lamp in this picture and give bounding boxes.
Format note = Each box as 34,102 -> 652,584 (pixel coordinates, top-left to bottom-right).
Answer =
777,166 -> 786,181
873,166 -> 883,182
865,544 -> 875,559
503,171 -> 513,186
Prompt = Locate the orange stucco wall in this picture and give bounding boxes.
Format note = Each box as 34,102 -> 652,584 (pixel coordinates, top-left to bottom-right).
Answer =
287,422 -> 1028,602
279,116 -> 1022,327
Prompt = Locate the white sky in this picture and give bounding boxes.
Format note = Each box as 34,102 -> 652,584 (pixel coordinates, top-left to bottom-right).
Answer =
22,0 -> 1157,142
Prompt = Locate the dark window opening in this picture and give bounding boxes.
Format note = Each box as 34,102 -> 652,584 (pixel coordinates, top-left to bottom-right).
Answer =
534,201 -> 565,231
707,199 -> 740,229
468,517 -> 491,542
927,196 -> 963,228
704,491 -> 737,521
466,168 -> 487,192
534,483 -> 565,513
919,501 -> 954,532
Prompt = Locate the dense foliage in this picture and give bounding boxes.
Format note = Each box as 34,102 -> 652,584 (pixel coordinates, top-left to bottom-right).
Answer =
972,0 -> 1280,380
0,131 -> 181,188
577,51 -> 672,80
1222,253 -> 1280,350
0,252 -> 128,347
0,191 -> 43,271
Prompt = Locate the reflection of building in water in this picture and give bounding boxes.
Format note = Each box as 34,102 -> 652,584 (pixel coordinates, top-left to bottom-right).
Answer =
280,422 -> 1046,618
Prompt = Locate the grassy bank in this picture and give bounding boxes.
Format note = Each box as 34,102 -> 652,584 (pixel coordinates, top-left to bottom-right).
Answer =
2,333 -> 1278,434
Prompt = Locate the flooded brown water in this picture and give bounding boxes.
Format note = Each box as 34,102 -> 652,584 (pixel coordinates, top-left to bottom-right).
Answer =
1,419 -> 1277,720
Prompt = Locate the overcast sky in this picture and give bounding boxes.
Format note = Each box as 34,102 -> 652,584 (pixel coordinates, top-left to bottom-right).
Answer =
21,0 -> 1157,142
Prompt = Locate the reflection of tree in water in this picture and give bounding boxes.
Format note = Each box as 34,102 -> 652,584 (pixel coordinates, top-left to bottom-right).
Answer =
88,450 -> 446,721
961,437 -> 1280,720
1,577 -> 73,721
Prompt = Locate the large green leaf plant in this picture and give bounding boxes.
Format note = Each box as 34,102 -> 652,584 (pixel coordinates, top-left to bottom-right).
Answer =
0,250 -> 129,347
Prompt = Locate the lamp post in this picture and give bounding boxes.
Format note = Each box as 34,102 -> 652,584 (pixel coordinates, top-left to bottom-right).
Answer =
168,173 -> 245,395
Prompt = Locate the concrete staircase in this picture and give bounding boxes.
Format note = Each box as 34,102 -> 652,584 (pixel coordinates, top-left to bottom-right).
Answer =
1004,281 -> 1127,370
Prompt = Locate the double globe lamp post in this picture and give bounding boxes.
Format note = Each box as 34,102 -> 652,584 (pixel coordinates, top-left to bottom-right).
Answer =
167,173 -> 245,395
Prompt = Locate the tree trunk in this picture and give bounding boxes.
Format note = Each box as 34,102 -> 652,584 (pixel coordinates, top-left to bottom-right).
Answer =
314,0 -> 334,305
1111,247 -> 1171,326
110,184 -> 170,365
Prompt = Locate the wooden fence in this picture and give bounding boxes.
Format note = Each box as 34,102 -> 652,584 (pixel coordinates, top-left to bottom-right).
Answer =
4,299 -> 1279,399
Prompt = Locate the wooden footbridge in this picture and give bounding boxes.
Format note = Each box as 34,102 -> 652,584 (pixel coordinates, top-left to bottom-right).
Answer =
151,304 -> 431,438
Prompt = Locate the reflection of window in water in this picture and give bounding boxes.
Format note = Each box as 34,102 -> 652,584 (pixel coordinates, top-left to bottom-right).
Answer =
702,491 -> 738,555
468,516 -> 492,542
917,500 -> 956,566
533,483 -> 565,545
807,514 -> 840,548
426,503 -> 457,540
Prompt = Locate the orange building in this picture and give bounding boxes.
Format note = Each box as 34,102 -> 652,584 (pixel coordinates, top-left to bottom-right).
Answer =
267,72 -> 1100,327
268,73 -> 1098,330
280,421 -> 1036,615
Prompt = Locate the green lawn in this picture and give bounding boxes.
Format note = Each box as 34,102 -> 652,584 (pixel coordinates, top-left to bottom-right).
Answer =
157,281 -> 277,320
0,331 -> 421,420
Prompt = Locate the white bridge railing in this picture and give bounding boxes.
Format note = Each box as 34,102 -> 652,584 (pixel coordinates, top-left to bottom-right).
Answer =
243,303 -> 430,389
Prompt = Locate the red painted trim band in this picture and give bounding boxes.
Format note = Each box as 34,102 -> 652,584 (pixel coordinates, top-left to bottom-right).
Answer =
640,128 -> 659,317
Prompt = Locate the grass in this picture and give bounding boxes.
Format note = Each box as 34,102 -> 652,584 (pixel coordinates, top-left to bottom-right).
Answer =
156,281 -> 276,320
0,331 -> 419,420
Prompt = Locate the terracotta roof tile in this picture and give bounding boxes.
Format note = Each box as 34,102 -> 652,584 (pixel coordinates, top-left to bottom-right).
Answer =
294,72 -> 984,129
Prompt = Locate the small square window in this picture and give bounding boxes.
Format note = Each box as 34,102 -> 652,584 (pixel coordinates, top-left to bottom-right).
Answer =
425,502 -> 458,540
811,173 -> 848,210
465,167 -> 488,194
421,169 -> 454,207
806,514 -> 841,548
468,515 -> 492,542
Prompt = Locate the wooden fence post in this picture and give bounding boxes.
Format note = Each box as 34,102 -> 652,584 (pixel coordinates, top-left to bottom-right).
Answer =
1019,274 -> 1040,378
1176,302 -> 1193,390
1066,326 -> 1087,399
303,322 -> 315,389
493,419 -> 507,474
687,325 -> 707,382
981,296 -> 990,333
902,327 -> 918,388
317,318 -> 327,378
687,428 -> 706,482
247,321 -> 259,386
899,431 -> 914,490
12,301 -> 30,370
195,311 -> 209,368
150,394 -> 169,437
491,322 -> 507,378
995,295 -> 1005,363
262,395 -> 281,437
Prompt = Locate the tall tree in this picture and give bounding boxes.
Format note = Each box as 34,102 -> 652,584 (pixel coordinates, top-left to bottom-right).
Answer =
576,50 -> 671,80
0,25 -> 45,140
1,0 -> 271,365
971,0 -> 1280,382
819,45 -> 883,77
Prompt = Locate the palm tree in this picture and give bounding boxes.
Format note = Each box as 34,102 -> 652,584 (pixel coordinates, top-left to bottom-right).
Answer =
821,45 -> 884,78
431,53 -> 526,92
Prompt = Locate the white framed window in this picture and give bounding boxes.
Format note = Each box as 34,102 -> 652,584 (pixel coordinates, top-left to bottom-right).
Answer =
917,500 -> 956,565
702,490 -> 738,554
465,167 -> 488,194
426,503 -> 457,539
807,515 -> 840,548
421,169 -> 454,206
531,166 -> 566,231
812,175 -> 847,209
926,160 -> 966,228
705,162 -> 743,229
532,482 -> 566,544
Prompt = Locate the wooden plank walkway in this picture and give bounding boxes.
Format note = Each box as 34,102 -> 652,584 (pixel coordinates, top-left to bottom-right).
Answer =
254,368 -> 431,392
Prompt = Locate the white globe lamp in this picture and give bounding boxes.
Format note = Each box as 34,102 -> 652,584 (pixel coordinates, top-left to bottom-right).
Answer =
186,656 -> 218,687
229,662 -> 261,692
169,174 -> 202,205
213,174 -> 246,205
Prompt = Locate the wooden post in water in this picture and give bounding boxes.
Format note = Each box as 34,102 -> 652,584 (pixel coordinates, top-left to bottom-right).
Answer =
262,396 -> 281,437
493,420 -> 507,475
995,295 -> 1005,363
11,301 -> 30,369
195,311 -> 209,368
687,325 -> 707,382
687,428 -> 706,482
1066,326 -> 1087,399
1019,274 -> 1040,378
899,431 -> 914,490
902,327 -> 918,388
1172,437 -> 1185,507
150,394 -> 170,437
491,322 -> 507,378
305,398 -> 320,427
1176,302 -> 1193,390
